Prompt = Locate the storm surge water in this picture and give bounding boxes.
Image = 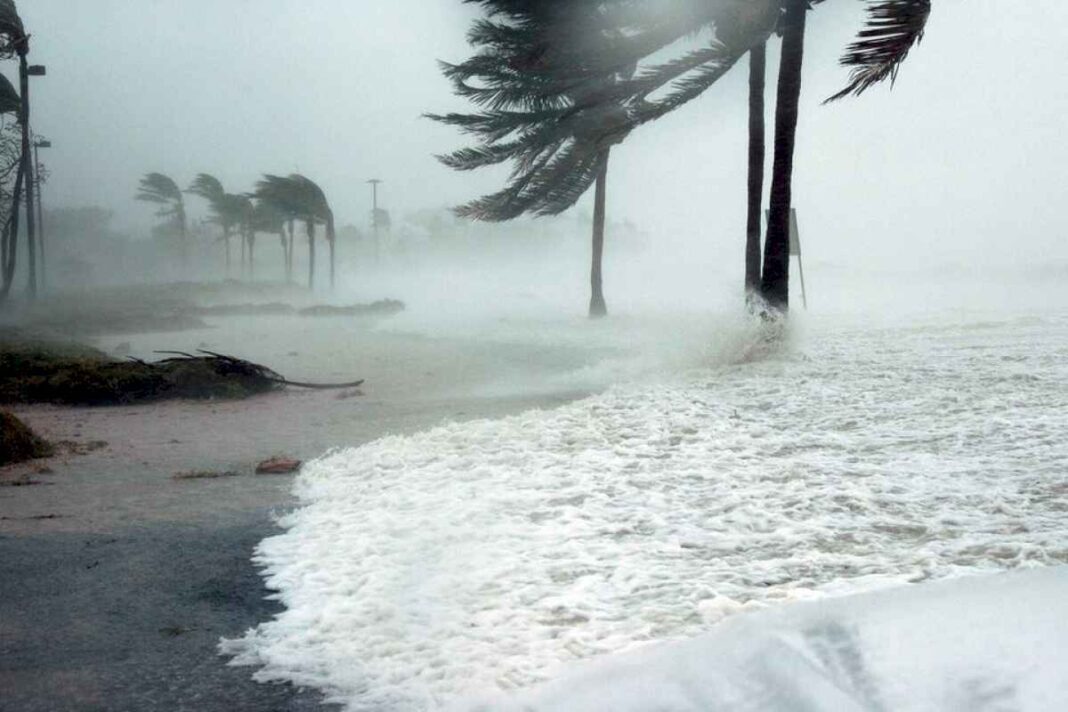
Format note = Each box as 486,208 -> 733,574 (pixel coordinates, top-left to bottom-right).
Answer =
221,289 -> 1068,711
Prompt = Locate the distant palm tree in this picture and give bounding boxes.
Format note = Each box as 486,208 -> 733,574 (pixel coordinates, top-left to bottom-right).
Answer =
186,173 -> 239,275
135,173 -> 188,264
227,192 -> 254,278
251,198 -> 289,282
255,174 -> 336,289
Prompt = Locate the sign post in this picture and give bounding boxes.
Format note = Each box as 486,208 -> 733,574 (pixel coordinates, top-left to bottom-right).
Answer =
766,208 -> 808,309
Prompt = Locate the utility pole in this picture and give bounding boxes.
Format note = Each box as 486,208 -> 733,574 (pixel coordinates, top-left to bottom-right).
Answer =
367,179 -> 382,262
17,38 -> 43,297
33,137 -> 50,292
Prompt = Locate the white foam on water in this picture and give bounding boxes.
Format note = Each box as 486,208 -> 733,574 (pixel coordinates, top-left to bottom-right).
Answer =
221,311 -> 1068,710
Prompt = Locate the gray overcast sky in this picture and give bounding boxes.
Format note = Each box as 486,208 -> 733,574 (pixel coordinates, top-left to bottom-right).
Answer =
14,0 -> 1068,268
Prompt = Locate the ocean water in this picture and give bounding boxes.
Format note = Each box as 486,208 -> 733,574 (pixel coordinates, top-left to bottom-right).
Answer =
221,296 -> 1068,710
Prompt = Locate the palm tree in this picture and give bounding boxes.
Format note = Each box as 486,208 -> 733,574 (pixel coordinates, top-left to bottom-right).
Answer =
251,198 -> 289,282
227,192 -> 254,278
254,175 -> 302,284
186,173 -> 239,275
492,0 -> 932,314
431,2 -> 640,318
255,174 -> 335,289
135,173 -> 188,264
762,0 -> 931,310
745,41 -> 767,299
760,0 -> 807,311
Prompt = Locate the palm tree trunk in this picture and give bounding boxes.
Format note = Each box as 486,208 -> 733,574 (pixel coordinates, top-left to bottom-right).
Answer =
278,230 -> 287,279
761,0 -> 807,312
0,161 -> 26,301
589,149 -> 609,318
286,219 -> 295,282
240,230 -> 247,278
248,232 -> 255,279
19,53 -> 37,299
327,215 -> 336,290
177,201 -> 188,268
224,227 -> 232,275
307,220 -> 316,289
746,42 -> 767,298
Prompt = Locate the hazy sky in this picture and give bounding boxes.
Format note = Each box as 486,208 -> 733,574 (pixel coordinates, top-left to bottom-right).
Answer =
15,0 -> 1068,270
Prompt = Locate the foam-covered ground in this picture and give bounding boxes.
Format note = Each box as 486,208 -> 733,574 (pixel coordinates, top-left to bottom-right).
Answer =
222,310 -> 1068,710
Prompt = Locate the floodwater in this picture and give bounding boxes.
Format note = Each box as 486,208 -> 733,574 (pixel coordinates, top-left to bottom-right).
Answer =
218,282 -> 1068,711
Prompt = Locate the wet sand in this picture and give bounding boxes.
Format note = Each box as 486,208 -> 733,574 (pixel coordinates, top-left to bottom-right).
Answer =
0,314 -> 595,711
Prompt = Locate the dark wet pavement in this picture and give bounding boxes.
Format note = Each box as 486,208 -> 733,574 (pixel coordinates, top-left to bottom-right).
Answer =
0,514 -> 336,711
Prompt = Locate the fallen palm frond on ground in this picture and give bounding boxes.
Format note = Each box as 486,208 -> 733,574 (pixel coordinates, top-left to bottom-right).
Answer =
0,336 -> 363,405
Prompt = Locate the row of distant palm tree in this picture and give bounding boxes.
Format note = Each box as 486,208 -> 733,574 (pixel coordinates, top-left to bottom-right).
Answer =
136,172 -> 336,288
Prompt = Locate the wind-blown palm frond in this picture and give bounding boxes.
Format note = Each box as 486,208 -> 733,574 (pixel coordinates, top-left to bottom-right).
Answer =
251,198 -> 286,234
136,173 -> 182,205
186,173 -> 225,202
0,72 -> 18,115
434,1 -> 786,221
826,0 -> 931,102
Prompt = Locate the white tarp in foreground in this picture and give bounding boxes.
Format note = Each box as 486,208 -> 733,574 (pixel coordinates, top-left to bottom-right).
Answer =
456,566 -> 1068,711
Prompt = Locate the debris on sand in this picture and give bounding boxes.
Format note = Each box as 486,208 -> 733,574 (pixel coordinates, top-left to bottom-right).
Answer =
255,457 -> 302,474
0,411 -> 55,466
191,302 -> 295,317
55,440 -> 109,456
172,469 -> 241,481
1,336 -> 364,405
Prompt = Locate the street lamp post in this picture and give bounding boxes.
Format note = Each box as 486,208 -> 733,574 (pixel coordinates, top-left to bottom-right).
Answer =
367,179 -> 382,262
33,137 -> 51,292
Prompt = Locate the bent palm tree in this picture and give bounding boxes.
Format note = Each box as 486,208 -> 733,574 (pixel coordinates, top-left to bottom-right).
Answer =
493,0 -> 932,313
251,198 -> 289,282
431,1 -> 639,318
255,174 -> 335,289
186,173 -> 239,275
136,173 -> 188,264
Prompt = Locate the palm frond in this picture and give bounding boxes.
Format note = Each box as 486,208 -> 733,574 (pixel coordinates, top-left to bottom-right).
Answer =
0,0 -> 24,57
186,173 -> 225,201
0,71 -> 18,115
135,172 -> 182,204
826,0 -> 931,102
